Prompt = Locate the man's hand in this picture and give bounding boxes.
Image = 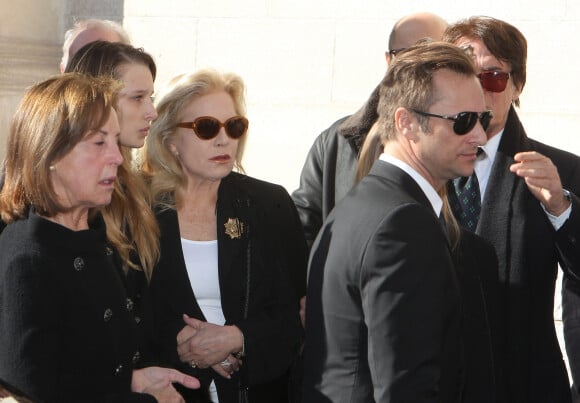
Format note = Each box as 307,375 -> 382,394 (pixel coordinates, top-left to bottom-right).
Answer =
510,151 -> 570,216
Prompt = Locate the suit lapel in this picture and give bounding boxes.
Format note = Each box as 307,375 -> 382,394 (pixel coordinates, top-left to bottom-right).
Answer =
217,176 -> 248,281
477,106 -> 531,285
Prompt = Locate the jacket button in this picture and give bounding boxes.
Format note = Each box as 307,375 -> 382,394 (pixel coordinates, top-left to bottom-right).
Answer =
570,236 -> 577,245
73,257 -> 85,271
126,298 -> 134,311
103,308 -> 113,322
134,316 -> 141,324
132,351 -> 141,364
105,246 -> 114,256
114,364 -> 123,376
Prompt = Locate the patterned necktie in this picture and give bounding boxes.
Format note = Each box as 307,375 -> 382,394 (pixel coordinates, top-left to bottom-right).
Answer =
450,171 -> 481,232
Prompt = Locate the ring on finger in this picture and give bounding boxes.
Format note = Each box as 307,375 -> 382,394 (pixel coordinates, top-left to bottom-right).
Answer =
220,359 -> 232,368
190,360 -> 198,368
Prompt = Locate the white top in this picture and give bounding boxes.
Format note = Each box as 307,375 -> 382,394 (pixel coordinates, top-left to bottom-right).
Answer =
181,238 -> 223,402
181,238 -> 225,326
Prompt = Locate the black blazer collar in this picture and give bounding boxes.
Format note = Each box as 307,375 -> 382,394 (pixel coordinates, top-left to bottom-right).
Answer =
216,174 -> 252,282
478,106 -> 531,238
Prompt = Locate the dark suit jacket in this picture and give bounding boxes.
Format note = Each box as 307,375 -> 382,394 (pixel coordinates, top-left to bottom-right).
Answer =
149,172 -> 307,403
457,106 -> 580,403
302,160 -> 462,403
454,230 -> 500,403
0,211 -> 154,403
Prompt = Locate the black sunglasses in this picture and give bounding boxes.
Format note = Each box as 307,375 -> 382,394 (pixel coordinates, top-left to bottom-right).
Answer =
410,109 -> 493,135
176,116 -> 249,140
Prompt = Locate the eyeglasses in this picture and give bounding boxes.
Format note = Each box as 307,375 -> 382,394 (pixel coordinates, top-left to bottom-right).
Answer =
388,47 -> 407,57
410,109 -> 494,135
478,71 -> 511,93
176,116 -> 249,140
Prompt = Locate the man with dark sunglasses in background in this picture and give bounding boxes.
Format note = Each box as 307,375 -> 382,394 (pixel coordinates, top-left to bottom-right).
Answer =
443,16 -> 580,403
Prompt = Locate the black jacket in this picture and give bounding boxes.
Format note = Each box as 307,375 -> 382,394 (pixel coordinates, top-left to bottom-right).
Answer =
0,211 -> 154,403
149,172 -> 307,403
458,106 -> 580,403
303,160 -> 462,403
291,86 -> 379,248
292,87 -> 500,402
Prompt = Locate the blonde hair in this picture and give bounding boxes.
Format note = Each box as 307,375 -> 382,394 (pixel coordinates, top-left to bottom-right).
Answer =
102,149 -> 159,280
141,69 -> 247,210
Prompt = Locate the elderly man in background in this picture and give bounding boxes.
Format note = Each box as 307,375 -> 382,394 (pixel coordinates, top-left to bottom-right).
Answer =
59,18 -> 130,72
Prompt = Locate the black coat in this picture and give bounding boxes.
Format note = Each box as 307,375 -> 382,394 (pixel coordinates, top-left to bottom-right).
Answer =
291,86 -> 379,248
466,106 -> 580,403
0,211 -> 154,403
292,88 -> 499,402
149,172 -> 307,403
302,160 -> 462,403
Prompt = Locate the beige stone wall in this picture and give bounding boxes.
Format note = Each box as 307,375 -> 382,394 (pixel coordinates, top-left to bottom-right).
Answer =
121,1 -> 580,194
0,0 -> 125,159
2,1 -> 579,191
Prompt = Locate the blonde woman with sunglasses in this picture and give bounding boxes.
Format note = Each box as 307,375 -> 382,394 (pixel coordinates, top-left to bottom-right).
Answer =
140,69 -> 307,403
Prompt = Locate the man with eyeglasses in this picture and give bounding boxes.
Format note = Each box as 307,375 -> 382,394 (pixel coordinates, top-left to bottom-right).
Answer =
443,16 -> 580,403
302,41 -> 488,403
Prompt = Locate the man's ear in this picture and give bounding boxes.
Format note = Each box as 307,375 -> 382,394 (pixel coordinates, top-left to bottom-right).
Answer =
511,80 -> 522,102
395,107 -> 420,142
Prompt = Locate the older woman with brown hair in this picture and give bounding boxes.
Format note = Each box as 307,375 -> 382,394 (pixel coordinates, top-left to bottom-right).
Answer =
0,73 -> 199,402
141,69 -> 307,402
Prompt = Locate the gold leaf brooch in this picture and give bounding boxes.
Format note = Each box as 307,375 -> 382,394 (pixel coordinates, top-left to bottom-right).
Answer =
224,217 -> 244,239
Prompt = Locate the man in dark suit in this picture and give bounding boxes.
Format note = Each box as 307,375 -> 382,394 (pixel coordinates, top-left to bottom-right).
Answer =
444,17 -> 580,403
302,41 -> 489,402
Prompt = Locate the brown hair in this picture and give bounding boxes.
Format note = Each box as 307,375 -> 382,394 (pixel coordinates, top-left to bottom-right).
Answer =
1,73 -> 120,221
369,41 -> 475,248
65,40 -> 159,280
65,40 -> 156,81
377,40 -> 477,144
443,16 -> 527,107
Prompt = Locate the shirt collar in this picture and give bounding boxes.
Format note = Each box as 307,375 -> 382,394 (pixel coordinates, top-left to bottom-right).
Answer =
379,153 -> 443,216
479,129 -> 504,168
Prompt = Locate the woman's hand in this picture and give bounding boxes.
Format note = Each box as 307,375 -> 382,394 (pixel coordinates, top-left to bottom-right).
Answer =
132,366 -> 200,402
176,314 -> 244,368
